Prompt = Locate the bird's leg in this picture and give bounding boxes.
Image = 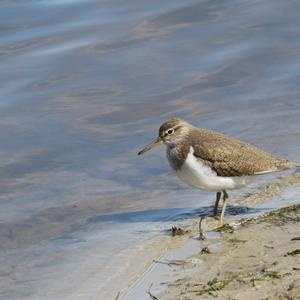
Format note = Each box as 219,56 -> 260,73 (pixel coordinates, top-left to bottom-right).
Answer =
220,190 -> 229,226
213,191 -> 222,217
209,190 -> 229,231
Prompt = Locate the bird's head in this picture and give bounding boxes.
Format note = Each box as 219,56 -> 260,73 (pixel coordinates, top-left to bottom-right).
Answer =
138,118 -> 191,155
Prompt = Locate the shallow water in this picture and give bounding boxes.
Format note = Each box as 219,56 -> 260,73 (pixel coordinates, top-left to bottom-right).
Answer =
1,0 -> 300,299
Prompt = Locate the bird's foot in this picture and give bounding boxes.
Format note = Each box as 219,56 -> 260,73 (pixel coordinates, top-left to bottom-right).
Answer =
209,221 -> 232,232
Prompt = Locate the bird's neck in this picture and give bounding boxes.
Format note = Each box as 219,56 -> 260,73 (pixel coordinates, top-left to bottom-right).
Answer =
166,139 -> 191,171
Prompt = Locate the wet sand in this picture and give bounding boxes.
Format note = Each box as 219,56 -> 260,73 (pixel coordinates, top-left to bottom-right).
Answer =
161,204 -> 300,300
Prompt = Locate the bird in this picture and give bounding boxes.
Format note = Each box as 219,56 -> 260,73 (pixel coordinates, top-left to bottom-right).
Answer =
138,118 -> 299,227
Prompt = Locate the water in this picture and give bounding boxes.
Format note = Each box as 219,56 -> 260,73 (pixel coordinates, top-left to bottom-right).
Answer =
1,0 -> 300,299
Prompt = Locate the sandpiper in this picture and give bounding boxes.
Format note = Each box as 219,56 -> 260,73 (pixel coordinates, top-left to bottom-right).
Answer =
138,118 -> 299,226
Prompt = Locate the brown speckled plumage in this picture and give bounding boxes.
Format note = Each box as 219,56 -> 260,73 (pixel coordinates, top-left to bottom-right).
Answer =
188,127 -> 294,177
159,118 -> 296,176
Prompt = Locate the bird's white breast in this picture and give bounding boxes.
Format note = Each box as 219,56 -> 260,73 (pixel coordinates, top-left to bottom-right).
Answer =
175,147 -> 253,192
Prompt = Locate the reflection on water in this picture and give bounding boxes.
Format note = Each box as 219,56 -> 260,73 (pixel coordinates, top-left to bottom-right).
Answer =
1,0 -> 300,299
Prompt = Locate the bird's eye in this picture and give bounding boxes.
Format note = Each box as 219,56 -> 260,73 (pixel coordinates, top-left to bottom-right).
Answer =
167,128 -> 174,135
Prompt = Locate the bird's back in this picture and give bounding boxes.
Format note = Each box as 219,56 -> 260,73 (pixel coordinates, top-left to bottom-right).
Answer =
189,128 -> 295,177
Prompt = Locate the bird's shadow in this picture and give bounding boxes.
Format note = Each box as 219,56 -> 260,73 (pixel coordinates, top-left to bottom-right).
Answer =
86,205 -> 270,225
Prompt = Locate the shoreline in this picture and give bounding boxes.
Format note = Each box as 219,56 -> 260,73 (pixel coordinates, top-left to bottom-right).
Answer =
118,172 -> 300,300
161,204 -> 300,300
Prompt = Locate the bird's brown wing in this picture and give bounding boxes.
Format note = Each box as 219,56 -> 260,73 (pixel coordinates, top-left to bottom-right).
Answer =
191,128 -> 294,177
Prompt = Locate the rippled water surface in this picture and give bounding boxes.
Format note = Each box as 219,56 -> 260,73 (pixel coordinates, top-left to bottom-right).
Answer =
1,0 -> 300,299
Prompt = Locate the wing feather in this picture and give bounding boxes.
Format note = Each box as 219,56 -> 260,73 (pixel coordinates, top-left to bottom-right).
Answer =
191,128 -> 294,177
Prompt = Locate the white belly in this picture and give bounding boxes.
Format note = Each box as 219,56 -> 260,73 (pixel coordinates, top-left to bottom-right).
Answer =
176,147 -> 253,192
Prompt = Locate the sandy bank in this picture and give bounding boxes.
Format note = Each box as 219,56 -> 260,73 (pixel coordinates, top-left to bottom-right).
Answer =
160,204 -> 300,300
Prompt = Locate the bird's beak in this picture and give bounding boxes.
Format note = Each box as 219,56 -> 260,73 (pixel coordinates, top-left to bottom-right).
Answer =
138,137 -> 162,155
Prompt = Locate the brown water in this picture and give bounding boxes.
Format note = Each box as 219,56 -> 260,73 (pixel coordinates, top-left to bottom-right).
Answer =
1,0 -> 300,299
